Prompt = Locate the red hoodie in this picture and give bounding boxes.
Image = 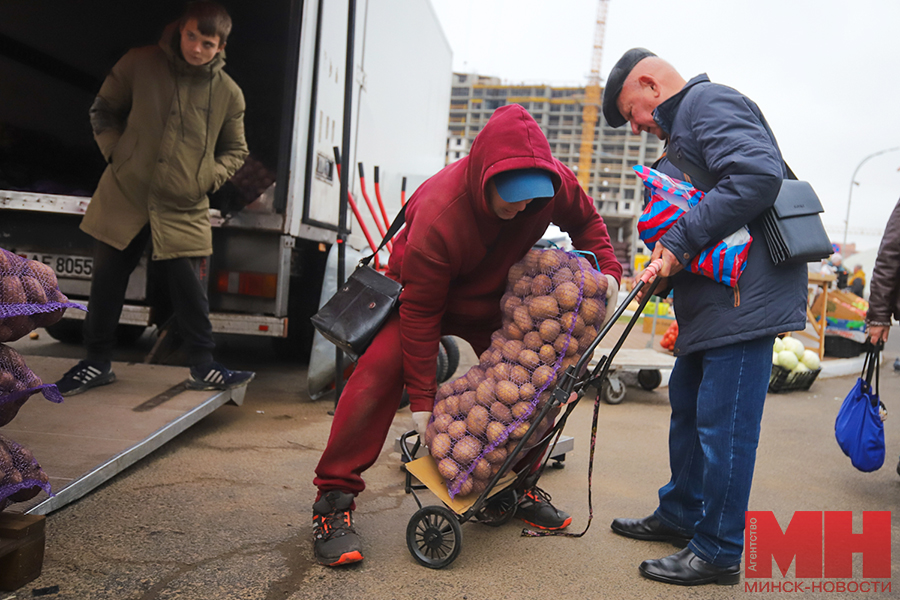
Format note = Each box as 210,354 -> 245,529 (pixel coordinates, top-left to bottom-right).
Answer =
388,104 -> 622,412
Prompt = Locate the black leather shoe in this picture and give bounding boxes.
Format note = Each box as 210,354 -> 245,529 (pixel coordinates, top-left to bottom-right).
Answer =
610,515 -> 692,547
640,548 -> 740,586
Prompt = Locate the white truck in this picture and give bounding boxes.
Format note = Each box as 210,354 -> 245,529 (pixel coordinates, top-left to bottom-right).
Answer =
0,0 -> 452,361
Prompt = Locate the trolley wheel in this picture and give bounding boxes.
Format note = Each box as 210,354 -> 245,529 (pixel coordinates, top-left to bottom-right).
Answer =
436,343 -> 450,383
601,375 -> 627,404
637,369 -> 662,391
406,505 -> 462,569
473,488 -> 518,527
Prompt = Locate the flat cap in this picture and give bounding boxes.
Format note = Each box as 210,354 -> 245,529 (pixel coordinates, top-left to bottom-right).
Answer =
601,48 -> 657,128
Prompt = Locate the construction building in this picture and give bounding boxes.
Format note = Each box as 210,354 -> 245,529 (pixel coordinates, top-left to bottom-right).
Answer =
446,73 -> 665,276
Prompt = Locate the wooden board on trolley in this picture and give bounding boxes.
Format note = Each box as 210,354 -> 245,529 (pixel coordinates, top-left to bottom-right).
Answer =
405,455 -> 517,515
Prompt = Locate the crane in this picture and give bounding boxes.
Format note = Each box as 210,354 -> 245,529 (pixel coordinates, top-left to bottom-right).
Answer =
576,0 -> 610,191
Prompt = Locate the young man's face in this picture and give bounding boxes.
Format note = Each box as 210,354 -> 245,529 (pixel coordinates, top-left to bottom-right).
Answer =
180,18 -> 224,66
617,77 -> 665,140
486,179 -> 532,220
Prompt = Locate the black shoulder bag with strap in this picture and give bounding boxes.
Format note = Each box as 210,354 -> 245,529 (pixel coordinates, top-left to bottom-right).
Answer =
665,147 -> 833,266
310,206 -> 406,362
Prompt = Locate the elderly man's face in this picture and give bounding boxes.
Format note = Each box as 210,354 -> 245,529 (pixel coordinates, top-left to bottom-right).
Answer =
617,78 -> 665,140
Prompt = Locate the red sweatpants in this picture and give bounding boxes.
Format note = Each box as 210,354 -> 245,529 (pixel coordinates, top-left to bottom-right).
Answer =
313,312 -> 492,501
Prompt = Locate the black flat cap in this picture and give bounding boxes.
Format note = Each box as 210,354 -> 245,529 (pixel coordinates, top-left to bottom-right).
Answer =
602,48 -> 657,128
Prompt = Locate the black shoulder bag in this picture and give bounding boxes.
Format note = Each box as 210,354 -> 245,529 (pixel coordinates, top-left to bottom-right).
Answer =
310,206 -> 406,361
666,148 -> 833,266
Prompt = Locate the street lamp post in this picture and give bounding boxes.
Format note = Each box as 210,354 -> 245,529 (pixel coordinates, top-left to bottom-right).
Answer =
843,146 -> 900,248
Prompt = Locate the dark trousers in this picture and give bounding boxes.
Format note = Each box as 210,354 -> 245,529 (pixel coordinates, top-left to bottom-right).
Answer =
83,225 -> 215,366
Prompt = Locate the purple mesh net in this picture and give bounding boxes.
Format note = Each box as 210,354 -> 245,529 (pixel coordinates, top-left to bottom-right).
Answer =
0,433 -> 51,510
425,248 -> 608,498
0,344 -> 64,428
0,247 -> 87,342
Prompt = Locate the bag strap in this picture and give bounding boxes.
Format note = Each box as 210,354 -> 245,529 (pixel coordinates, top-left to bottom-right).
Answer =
358,204 -> 407,268
665,149 -> 798,193
863,343 -> 882,402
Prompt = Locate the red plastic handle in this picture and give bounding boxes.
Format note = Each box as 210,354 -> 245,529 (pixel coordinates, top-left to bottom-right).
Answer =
639,258 -> 664,285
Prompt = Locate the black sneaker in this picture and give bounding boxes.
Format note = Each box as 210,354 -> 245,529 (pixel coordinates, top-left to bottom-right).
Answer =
313,490 -> 364,566
516,486 -> 572,530
55,360 -> 116,397
187,361 -> 255,390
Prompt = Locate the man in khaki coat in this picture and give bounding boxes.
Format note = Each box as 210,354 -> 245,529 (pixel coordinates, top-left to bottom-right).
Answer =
56,1 -> 254,395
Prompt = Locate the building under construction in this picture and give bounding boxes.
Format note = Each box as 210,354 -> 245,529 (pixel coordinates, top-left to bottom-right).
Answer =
446,73 -> 664,276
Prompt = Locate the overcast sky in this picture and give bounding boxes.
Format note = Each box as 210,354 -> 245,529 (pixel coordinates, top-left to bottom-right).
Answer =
429,0 -> 900,252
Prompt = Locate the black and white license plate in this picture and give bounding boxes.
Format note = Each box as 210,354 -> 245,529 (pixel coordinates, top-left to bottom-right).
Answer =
25,253 -> 94,280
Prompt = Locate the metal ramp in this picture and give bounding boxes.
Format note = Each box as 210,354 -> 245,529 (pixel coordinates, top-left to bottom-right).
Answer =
2,356 -> 247,515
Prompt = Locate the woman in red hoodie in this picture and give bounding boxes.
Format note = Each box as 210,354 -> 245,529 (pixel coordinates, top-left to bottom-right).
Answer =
312,104 -> 623,566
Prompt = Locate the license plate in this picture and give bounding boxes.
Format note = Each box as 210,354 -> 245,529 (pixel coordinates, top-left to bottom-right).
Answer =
25,253 -> 94,280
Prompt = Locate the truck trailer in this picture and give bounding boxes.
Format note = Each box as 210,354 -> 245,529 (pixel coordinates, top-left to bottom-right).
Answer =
0,0 -> 452,361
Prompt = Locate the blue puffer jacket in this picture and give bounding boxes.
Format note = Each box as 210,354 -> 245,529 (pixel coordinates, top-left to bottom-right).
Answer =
652,74 -> 808,356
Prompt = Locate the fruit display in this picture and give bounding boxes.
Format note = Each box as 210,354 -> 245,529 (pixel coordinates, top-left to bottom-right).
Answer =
0,433 -> 51,511
0,247 -> 86,342
424,248 -> 609,498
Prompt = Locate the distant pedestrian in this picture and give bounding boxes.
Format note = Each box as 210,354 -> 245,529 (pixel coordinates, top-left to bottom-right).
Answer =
848,264 -> 866,297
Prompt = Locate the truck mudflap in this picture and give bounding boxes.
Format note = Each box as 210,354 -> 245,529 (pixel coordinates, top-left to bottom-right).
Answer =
2,356 -> 248,515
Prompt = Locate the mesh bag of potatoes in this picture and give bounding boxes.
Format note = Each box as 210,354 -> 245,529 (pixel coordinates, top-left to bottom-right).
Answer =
423,248 -> 608,498
0,344 -> 63,428
0,432 -> 51,511
0,247 -> 86,343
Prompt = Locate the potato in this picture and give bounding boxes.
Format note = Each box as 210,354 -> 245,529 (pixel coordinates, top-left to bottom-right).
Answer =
451,376 -> 469,394
1,276 -> 26,304
509,421 -> 530,439
485,420 -> 509,445
509,365 -> 530,385
27,259 -> 59,288
528,296 -> 559,320
491,363 -> 510,381
466,405 -> 490,437
466,367 -> 487,388
519,382 -> 536,401
560,312 -> 586,337
538,319 -> 561,342
538,249 -> 564,272
523,331 -> 543,351
503,321 -> 525,341
579,297 -> 603,325
472,458 -> 491,479
532,365 -> 557,389
490,401 -> 512,424
568,255 -> 593,274
20,276 -> 48,304
451,474 -> 474,497
582,269 -> 600,297
513,305 -> 534,332
432,398 -> 448,417
0,316 -> 34,343
452,436 -> 482,464
579,325 -> 598,353
507,262 -> 527,286
502,294 -> 523,315
438,458 -> 460,481
495,380 -> 519,406
437,382 -> 454,399
522,249 -> 542,275
431,433 -> 453,459
552,267 -> 575,287
513,276 -> 533,297
31,308 -> 66,328
470,477 -> 488,496
459,391 -> 477,414
424,423 -> 436,447
433,413 -> 454,433
554,281 -> 581,311
476,379 -> 496,406
511,401 -> 533,421
554,333 -> 578,357
530,273 -> 553,296
443,395 -> 460,417
0,371 -> 15,393
539,344 -> 557,365
517,349 -> 540,370
501,339 -> 525,362
447,419 -> 468,440
484,446 -> 508,465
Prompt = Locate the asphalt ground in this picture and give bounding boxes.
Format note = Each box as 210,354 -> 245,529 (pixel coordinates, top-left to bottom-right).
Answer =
2,322 -> 899,600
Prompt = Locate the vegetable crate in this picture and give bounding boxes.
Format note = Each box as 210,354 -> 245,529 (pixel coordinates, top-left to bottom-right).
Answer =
768,364 -> 821,393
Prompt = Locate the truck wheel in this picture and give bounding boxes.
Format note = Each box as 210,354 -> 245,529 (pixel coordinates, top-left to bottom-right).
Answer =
440,336 -> 460,381
44,319 -> 84,344
637,369 -> 662,391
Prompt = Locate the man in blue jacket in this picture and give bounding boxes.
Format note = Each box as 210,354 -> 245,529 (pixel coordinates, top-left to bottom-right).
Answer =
602,48 -> 807,586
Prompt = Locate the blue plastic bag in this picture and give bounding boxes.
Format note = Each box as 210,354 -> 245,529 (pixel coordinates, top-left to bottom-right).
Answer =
834,348 -> 885,472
